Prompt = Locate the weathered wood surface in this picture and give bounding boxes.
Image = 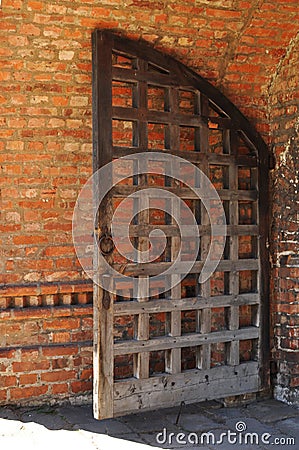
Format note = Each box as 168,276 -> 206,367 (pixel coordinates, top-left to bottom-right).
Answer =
113,185 -> 258,201
113,259 -> 259,277
134,157 -> 150,379
113,146 -> 258,167
226,131 -> 240,367
113,362 -> 260,416
92,30 -> 114,420
114,293 -> 260,316
115,224 -> 259,238
114,327 -> 259,356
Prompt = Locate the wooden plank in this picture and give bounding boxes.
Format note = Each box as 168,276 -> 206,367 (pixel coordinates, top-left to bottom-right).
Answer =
165,304 -> 181,374
134,142 -> 150,379
112,66 -> 179,87
113,105 -> 210,128
114,327 -> 259,356
226,130 -> 240,367
226,306 -> 240,366
120,224 -> 259,238
113,146 -> 258,167
197,96 -> 211,370
166,140 -> 182,374
113,362 -> 260,416
92,29 -> 114,420
133,312 -> 149,378
114,293 -> 260,316
256,129 -> 270,390
249,149 -> 263,377
198,309 -> 211,369
113,256 -> 259,277
113,185 -> 258,201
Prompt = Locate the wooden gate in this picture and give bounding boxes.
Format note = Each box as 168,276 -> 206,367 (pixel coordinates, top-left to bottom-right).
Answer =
92,30 -> 269,420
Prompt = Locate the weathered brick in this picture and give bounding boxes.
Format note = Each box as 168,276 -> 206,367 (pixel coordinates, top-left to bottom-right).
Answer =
0,0 -> 298,408
41,370 -> 77,383
43,318 -> 80,331
10,386 -> 48,400
52,383 -> 69,394
19,374 -> 38,386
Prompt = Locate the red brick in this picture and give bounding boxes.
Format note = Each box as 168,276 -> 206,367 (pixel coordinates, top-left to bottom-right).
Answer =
0,390 -> 8,401
12,362 -> 33,373
19,374 -> 38,386
52,383 -> 69,394
43,318 -> 80,331
80,369 -> 92,380
52,332 -> 71,343
206,8 -> 243,19
0,376 -> 17,388
13,309 -> 51,320
51,358 -> 70,370
28,0 -> 43,10
42,346 -> 78,357
71,380 -> 92,394
13,235 -> 49,245
10,385 -> 48,400
44,246 -> 75,257
41,370 -> 77,383
19,24 -> 41,36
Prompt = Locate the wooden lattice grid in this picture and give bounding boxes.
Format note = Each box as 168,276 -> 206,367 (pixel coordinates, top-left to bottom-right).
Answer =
92,30 -> 269,419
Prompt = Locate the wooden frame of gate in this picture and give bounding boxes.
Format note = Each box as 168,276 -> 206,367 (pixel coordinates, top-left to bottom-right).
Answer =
92,30 -> 270,420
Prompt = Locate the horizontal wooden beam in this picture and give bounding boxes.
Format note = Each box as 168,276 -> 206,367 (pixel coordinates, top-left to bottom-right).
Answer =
114,293 -> 260,316
113,185 -> 258,201
113,361 -> 260,416
113,258 -> 259,277
113,146 -> 258,167
112,67 -> 178,87
113,105 -> 210,128
113,326 -> 259,355
119,224 -> 258,237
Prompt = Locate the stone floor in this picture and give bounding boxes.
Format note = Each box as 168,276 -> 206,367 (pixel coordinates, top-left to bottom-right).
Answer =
0,398 -> 298,449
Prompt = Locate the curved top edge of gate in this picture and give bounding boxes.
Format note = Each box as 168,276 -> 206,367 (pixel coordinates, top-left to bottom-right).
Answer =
92,29 -> 268,163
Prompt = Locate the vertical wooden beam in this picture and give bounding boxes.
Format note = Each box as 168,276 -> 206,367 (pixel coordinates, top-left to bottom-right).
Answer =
226,130 -> 240,366
165,87 -> 181,375
197,93 -> 211,370
165,196 -> 181,374
92,30 -> 114,420
133,192 -> 150,379
133,64 -> 150,379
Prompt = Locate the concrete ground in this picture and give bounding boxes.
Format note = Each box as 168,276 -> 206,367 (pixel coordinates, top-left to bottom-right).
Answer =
0,398 -> 298,449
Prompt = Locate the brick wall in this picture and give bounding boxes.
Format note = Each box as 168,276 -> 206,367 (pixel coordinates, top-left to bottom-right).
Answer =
270,32 -> 299,405
0,0 -> 298,406
0,283 -> 93,404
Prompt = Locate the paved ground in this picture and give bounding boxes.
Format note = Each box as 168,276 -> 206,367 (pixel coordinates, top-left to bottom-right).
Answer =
0,398 -> 298,449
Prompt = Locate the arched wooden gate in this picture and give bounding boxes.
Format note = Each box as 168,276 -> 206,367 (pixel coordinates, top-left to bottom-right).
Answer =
92,30 -> 269,420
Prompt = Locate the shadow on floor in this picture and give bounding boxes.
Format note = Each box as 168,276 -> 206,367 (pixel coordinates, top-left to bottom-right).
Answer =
0,399 -> 298,450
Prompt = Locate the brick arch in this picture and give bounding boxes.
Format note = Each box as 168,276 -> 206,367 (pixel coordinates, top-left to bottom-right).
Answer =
96,3 -> 299,140
221,1 -> 299,129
